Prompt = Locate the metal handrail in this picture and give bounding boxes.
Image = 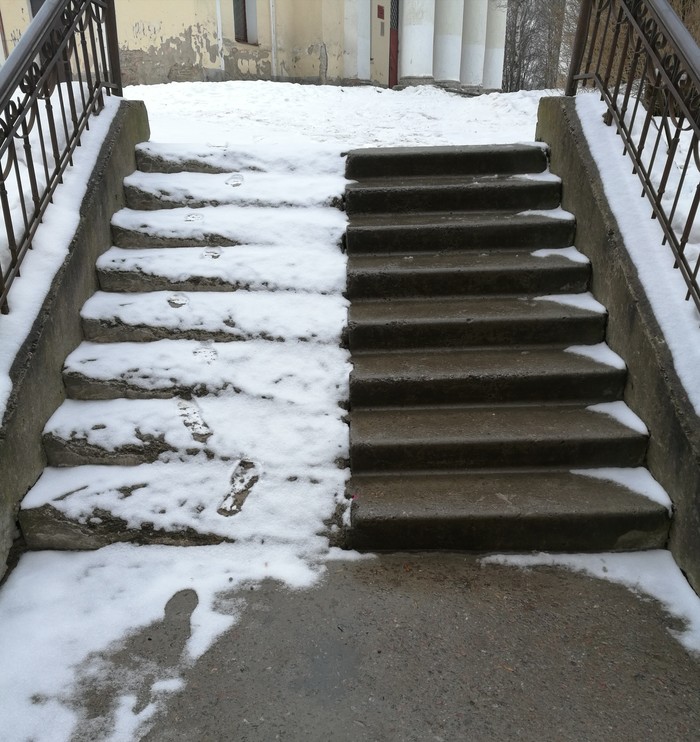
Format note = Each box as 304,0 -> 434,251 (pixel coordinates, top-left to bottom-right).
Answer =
566,0 -> 700,313
0,0 -> 121,313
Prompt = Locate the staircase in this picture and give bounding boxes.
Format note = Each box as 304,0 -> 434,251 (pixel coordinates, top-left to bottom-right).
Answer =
344,145 -> 671,552
18,142 -> 348,549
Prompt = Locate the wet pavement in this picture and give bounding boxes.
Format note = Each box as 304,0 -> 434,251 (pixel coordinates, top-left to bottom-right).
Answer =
77,553 -> 700,741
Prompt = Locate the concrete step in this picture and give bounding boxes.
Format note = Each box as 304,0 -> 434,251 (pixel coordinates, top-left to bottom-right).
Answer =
96,245 -> 345,294
346,247 -> 589,299
62,339 -> 349,402
345,209 -> 575,254
350,403 -> 648,471
350,345 -> 626,406
111,205 -> 346,249
80,290 -> 346,344
345,144 -> 548,180
347,469 -> 669,551
124,171 -> 344,210
347,294 -> 606,350
345,173 -> 560,215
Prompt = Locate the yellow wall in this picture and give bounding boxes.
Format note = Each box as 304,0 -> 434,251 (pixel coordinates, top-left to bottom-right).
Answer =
0,1 -> 31,62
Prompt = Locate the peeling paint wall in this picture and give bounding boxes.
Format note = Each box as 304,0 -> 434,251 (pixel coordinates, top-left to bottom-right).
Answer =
115,0 -> 367,86
0,1 -> 32,63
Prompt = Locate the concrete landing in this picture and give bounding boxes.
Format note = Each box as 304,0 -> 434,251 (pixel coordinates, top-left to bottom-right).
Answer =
73,554 -> 700,741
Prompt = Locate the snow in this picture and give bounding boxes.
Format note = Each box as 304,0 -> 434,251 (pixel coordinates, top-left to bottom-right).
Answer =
565,342 -> 626,370
482,551 -> 700,655
535,291 -> 607,314
531,246 -> 589,264
570,467 -> 672,511
0,96 -> 120,422
576,92 -> 700,413
1,78 -> 699,741
587,400 -> 649,435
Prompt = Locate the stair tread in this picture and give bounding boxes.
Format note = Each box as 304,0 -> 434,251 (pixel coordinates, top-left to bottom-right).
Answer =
81,290 -> 346,343
97,245 -> 345,294
349,293 -> 605,322
351,403 -> 647,444
347,469 -> 670,551
63,339 -> 348,401
349,468 -> 669,515
348,247 -> 587,271
125,170 -> 344,210
346,173 -> 560,189
347,208 -> 574,229
351,345 -> 624,380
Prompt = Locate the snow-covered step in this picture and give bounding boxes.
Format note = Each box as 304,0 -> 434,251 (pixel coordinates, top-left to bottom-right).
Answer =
96,245 -> 345,294
20,458 -> 346,549
43,394 -> 349,468
135,141 -> 345,176
80,290 -> 348,343
124,170 -> 346,210
111,205 -> 347,248
63,339 -> 350,401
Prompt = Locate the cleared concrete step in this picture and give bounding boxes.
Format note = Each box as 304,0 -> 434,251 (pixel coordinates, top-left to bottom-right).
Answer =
124,171 -> 344,210
345,209 -> 575,254
347,248 -> 589,298
350,403 -> 648,471
345,144 -> 548,179
345,173 -> 560,215
80,290 -> 346,343
347,469 -> 669,551
347,294 -> 606,350
350,345 -> 626,406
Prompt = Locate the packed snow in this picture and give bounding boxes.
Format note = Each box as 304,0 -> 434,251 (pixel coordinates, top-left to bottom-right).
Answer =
0,79 -> 699,741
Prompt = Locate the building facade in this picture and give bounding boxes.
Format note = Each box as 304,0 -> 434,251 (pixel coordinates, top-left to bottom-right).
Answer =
1,0 -> 506,92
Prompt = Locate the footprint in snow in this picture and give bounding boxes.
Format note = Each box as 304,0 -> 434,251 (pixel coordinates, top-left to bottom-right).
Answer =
167,293 -> 189,308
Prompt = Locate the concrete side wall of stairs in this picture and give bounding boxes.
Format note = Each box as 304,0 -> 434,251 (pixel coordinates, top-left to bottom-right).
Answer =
537,96 -> 700,593
0,101 -> 150,581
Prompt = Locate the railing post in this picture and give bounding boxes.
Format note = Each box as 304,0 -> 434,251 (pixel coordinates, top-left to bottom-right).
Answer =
565,0 -> 594,96
104,0 -> 122,95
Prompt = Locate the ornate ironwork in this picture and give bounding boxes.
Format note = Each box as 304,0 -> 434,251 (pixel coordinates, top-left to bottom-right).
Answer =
567,0 -> 700,313
0,0 -> 121,313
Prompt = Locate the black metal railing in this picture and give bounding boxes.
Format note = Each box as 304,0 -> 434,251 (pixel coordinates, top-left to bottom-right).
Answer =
566,0 -> 700,313
0,0 -> 121,313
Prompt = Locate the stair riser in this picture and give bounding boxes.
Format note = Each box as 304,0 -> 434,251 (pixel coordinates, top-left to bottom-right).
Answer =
345,146 -> 548,179
350,437 -> 647,472
135,151 -> 227,174
98,269 -> 245,293
345,221 -> 575,254
112,225 -> 238,249
346,265 -> 589,299
82,318 -> 241,343
345,182 -> 560,215
125,186 -> 216,211
347,512 -> 668,552
63,375 -> 192,401
348,316 -> 606,351
43,435 -> 172,467
349,372 -> 626,406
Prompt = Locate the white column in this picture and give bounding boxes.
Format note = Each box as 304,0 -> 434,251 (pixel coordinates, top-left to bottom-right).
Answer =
399,0 -> 436,83
433,0 -> 464,84
344,0 -> 372,81
460,0 -> 488,88
482,0 -> 507,90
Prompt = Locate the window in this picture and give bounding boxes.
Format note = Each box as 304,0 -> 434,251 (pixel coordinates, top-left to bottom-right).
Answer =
233,0 -> 257,45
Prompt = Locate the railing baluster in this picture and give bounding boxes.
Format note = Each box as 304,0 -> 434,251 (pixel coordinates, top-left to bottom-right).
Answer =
0,0 -> 122,313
